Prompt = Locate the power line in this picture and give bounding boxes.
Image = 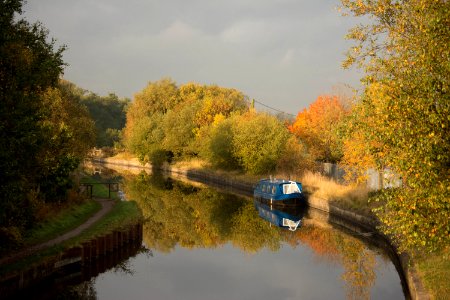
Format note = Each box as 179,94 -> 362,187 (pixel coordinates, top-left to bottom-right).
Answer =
251,99 -> 296,117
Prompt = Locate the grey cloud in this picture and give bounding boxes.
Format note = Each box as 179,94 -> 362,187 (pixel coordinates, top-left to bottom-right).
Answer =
23,0 -> 361,114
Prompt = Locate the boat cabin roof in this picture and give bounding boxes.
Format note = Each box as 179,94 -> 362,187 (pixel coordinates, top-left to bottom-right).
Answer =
256,179 -> 302,195
258,179 -> 298,185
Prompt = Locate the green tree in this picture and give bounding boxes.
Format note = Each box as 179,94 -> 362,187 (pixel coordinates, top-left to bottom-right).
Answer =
132,78 -> 179,115
200,115 -> 241,170
162,98 -> 201,158
341,0 -> 450,252
0,0 -> 66,246
82,95 -> 129,147
58,80 -> 129,148
232,111 -> 291,175
38,86 -> 95,201
231,201 -> 282,253
125,113 -> 165,163
124,80 -> 249,164
123,78 -> 179,163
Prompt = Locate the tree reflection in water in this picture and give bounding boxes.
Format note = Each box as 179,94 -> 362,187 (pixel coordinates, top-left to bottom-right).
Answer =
123,171 -> 382,299
292,225 -> 377,300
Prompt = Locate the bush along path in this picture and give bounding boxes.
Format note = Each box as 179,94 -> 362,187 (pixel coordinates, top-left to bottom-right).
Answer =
0,198 -> 116,267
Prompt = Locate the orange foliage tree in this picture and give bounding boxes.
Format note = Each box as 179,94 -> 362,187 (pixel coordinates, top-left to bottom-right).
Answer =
289,95 -> 349,163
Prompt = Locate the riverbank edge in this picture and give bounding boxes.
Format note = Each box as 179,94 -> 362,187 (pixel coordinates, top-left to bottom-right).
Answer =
0,199 -> 143,277
93,156 -> 429,300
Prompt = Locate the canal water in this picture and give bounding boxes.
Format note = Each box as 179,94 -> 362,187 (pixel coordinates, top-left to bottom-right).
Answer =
14,165 -> 408,299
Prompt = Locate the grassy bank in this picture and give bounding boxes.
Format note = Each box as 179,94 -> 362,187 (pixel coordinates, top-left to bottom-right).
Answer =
1,172 -> 143,275
64,200 -> 143,246
1,200 -> 142,276
299,171 -> 374,217
24,200 -> 101,246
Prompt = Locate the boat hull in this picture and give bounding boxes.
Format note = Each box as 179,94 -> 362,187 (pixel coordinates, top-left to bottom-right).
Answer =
253,179 -> 304,206
253,194 -> 304,206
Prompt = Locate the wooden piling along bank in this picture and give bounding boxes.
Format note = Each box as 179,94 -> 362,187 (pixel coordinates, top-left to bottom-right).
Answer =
0,223 -> 143,298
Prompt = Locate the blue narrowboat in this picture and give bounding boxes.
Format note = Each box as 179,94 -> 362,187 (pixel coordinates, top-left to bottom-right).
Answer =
253,178 -> 303,205
254,200 -> 306,231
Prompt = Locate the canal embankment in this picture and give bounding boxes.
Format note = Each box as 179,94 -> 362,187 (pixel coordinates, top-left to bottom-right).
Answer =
92,156 -> 430,300
0,188 -> 144,298
1,223 -> 143,299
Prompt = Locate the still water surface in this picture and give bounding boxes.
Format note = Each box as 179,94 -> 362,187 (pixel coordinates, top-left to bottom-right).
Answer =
46,166 -> 407,299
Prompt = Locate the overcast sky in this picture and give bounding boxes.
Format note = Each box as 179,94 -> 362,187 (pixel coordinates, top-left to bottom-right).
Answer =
23,0 -> 363,114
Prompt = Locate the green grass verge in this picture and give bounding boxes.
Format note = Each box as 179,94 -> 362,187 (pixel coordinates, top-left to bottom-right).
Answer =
24,200 -> 101,246
63,200 -> 143,247
415,248 -> 450,299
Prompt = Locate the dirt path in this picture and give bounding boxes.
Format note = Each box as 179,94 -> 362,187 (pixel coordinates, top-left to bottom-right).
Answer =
0,198 -> 115,266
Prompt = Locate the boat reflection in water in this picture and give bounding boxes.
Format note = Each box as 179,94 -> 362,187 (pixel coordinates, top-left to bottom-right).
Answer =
254,199 -> 307,231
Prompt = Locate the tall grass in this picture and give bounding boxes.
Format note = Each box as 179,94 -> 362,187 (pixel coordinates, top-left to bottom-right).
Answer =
300,171 -> 373,215
416,247 -> 450,299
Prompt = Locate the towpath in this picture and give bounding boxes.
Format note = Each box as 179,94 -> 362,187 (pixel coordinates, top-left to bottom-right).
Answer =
0,198 -> 115,266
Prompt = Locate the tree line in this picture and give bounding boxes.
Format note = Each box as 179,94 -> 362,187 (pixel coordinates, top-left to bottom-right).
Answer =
123,77 -> 352,175
123,78 -> 307,175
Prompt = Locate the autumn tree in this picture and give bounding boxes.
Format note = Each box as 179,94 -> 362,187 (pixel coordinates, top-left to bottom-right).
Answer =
337,101 -> 378,185
194,85 -> 247,128
289,95 -> 348,163
341,0 -> 450,252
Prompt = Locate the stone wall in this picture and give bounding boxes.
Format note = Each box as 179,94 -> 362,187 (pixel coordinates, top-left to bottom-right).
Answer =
320,162 -> 402,190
